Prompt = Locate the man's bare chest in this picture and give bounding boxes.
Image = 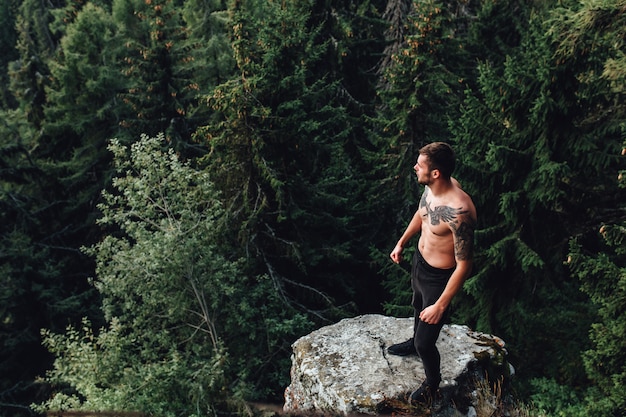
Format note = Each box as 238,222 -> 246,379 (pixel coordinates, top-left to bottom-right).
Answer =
419,203 -> 454,237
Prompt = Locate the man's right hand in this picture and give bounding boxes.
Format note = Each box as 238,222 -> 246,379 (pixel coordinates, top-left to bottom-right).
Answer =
390,245 -> 403,264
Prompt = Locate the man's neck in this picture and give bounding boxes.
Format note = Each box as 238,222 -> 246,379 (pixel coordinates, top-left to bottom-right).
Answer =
427,178 -> 453,197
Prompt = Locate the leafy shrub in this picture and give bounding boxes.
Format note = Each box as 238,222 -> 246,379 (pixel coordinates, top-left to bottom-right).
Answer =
35,134 -> 310,416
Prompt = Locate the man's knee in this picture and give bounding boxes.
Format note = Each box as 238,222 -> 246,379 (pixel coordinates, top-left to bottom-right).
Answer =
415,338 -> 436,356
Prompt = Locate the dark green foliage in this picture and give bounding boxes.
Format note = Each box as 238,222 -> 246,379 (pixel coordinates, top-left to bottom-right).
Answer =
37,134 -> 312,415
0,0 -> 19,108
113,0 -> 231,152
113,0 -> 189,141
45,2 -> 122,139
41,2 -> 121,246
466,0 -> 527,67
450,0 -> 624,392
0,1 -> 105,412
376,245 -> 414,318
1,0 -> 626,413
377,0 -> 477,147
2,0 -> 236,412
8,0 -> 56,128
199,0 -> 385,328
528,378 -> 587,417
556,1 -> 626,414
181,0 -> 236,127
569,234 -> 626,417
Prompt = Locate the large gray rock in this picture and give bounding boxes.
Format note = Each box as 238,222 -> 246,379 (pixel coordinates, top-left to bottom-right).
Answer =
283,314 -> 512,416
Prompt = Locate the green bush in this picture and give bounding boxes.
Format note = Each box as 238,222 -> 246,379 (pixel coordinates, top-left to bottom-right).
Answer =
35,134 -> 310,416
528,378 -> 587,417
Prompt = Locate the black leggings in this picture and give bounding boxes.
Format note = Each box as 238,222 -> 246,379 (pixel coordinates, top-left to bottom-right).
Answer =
411,250 -> 455,387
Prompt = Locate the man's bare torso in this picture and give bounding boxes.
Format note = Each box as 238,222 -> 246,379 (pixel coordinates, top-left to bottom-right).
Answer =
418,184 -> 476,269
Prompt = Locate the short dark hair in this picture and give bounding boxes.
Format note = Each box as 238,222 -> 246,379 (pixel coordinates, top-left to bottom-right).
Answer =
419,142 -> 455,179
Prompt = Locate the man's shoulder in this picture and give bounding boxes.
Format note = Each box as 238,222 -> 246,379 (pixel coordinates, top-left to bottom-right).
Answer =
456,188 -> 474,205
451,187 -> 477,219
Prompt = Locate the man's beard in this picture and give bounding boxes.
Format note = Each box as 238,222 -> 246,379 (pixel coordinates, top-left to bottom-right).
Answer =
417,174 -> 432,186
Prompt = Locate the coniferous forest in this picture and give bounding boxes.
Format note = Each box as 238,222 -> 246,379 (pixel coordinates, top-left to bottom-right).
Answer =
1,0 -> 625,416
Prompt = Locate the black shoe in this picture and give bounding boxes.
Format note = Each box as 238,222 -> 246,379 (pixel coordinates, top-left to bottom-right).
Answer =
387,338 -> 417,356
409,381 -> 441,406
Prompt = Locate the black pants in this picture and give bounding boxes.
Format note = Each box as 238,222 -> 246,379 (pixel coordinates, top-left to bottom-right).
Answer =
411,250 -> 455,387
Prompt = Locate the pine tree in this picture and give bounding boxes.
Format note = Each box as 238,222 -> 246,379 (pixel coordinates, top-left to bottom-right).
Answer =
449,0 -> 624,389
113,0 -> 224,153
8,0 -> 60,128
0,0 -> 102,412
556,0 -> 626,414
42,1 -> 124,208
0,112 -> 61,413
199,0 -> 385,326
569,216 -> 626,416
181,0 -> 235,126
0,0 -> 19,108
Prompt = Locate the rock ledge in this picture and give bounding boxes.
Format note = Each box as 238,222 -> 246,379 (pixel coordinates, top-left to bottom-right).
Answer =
283,314 -> 512,416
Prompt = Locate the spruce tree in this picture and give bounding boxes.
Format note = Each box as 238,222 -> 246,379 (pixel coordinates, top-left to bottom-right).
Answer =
181,0 -> 235,126
8,0 -> 59,128
42,1 -> 124,214
449,0 -> 624,391
556,0 -> 626,414
0,0 -> 99,412
199,0 -> 384,327
0,115 -> 60,414
0,0 -> 19,108
112,0 -> 225,153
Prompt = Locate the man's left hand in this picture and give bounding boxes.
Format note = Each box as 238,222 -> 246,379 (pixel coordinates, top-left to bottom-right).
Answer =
419,304 -> 445,324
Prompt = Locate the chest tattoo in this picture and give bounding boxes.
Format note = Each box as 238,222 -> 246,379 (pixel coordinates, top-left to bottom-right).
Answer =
428,205 -> 463,225
420,189 -> 465,226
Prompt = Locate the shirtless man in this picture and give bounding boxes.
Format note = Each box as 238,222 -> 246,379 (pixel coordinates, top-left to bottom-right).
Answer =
387,142 -> 476,405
